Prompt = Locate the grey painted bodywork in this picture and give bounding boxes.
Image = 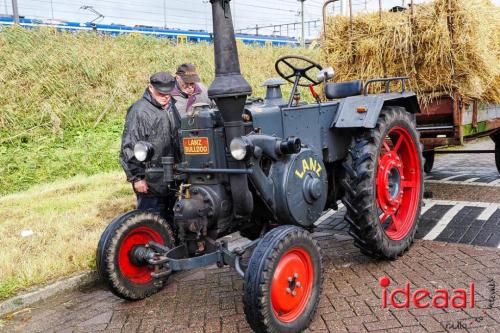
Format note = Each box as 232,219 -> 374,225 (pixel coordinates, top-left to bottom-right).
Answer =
247,91 -> 419,162
334,92 -> 420,128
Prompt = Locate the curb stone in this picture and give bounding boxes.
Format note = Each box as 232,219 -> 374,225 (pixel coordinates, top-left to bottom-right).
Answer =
0,271 -> 98,317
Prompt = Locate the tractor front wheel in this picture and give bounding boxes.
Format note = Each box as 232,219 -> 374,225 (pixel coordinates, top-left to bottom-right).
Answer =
341,107 -> 423,259
243,226 -> 323,333
96,211 -> 175,300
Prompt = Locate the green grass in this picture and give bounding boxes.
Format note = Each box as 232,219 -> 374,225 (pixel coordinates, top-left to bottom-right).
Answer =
0,27 -> 319,195
0,172 -> 135,301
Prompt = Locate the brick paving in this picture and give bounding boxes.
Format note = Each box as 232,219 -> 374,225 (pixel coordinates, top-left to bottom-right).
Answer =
425,139 -> 499,187
2,222 -> 500,333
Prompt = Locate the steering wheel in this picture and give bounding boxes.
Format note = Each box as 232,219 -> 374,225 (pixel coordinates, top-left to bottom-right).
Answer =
275,55 -> 323,87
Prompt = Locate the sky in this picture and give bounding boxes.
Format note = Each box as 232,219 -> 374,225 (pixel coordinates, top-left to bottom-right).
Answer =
2,0 -> 499,39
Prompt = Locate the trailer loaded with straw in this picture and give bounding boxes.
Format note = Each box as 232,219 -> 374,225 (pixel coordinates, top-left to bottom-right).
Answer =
322,0 -> 500,173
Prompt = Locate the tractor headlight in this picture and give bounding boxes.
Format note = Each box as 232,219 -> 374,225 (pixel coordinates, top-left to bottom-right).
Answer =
134,141 -> 155,162
230,137 -> 251,161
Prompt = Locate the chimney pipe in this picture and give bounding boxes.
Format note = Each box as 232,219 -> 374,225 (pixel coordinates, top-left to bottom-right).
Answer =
208,0 -> 252,122
209,0 -> 253,218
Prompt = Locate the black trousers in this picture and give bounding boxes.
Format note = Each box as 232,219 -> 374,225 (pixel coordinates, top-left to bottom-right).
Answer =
136,194 -> 174,221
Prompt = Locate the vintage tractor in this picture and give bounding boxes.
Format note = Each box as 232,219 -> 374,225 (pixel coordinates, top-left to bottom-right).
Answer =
96,1 -> 423,332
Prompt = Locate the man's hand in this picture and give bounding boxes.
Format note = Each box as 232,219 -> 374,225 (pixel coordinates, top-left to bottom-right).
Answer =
133,179 -> 149,193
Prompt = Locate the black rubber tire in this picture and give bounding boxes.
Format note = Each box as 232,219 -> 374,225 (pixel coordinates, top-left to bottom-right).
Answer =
423,151 -> 435,173
96,211 -> 175,300
243,226 -> 323,333
495,137 -> 500,175
341,106 -> 423,259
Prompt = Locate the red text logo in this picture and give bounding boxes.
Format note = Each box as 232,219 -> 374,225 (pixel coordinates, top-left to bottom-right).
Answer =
379,276 -> 475,309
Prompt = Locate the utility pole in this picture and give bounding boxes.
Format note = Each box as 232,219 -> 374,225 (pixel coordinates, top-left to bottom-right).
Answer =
11,0 -> 19,23
298,0 -> 305,47
163,0 -> 167,29
50,0 -> 54,19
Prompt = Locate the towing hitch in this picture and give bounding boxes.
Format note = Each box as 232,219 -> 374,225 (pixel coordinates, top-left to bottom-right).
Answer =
129,237 -> 258,281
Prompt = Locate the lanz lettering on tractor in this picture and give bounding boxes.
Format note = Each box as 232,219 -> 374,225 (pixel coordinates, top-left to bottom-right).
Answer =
96,1 -> 424,332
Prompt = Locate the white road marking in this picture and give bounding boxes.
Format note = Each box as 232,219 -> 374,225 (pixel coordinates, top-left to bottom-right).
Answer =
440,174 -> 465,181
314,209 -> 335,226
425,180 -> 500,187
423,203 -> 465,240
420,201 -> 436,215
424,199 -> 500,208
488,179 -> 500,186
477,205 -> 498,221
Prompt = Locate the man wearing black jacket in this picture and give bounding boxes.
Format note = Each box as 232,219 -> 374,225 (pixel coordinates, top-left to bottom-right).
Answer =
120,72 -> 180,215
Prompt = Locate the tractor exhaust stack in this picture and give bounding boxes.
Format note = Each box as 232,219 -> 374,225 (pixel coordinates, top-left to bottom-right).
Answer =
208,0 -> 252,122
208,0 -> 253,217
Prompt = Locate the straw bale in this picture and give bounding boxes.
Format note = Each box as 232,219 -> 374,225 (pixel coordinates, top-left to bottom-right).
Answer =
321,0 -> 500,105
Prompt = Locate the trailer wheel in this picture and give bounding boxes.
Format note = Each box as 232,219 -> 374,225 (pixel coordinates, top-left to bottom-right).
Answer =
243,226 -> 323,333
495,137 -> 500,175
423,151 -> 435,173
96,211 -> 175,300
341,106 -> 423,259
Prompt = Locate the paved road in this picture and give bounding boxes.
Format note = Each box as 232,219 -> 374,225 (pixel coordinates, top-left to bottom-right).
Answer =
425,139 -> 499,187
3,220 -> 499,333
323,199 -> 500,249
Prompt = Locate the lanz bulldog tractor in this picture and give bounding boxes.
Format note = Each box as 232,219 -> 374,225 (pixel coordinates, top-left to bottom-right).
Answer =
97,1 -> 423,332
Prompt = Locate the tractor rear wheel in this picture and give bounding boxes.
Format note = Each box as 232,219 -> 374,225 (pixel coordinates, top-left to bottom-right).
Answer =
243,226 -> 323,333
341,107 -> 423,259
96,211 -> 175,300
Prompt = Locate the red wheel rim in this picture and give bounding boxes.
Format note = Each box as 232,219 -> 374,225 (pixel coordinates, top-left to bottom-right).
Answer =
271,247 -> 314,323
376,126 -> 421,240
117,226 -> 164,284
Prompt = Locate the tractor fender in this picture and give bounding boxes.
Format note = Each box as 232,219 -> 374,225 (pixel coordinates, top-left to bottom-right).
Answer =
332,92 -> 420,128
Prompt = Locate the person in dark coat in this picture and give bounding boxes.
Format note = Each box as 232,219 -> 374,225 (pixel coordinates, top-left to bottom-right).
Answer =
120,72 -> 181,216
171,63 -> 212,115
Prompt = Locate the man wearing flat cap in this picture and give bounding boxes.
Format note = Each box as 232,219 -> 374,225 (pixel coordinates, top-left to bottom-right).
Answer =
172,63 -> 212,115
120,72 -> 181,215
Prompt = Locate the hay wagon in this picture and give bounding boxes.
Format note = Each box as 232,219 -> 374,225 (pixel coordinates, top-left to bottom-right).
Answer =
417,95 -> 500,173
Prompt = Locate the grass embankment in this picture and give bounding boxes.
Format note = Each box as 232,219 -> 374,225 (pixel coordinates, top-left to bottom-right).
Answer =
0,27 -> 318,195
0,27 -> 318,300
0,172 -> 134,300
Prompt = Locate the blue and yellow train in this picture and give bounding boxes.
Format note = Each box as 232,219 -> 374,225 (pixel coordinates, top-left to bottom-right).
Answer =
0,16 -> 298,46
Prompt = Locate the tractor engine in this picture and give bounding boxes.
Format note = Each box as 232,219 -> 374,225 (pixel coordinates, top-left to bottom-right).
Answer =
168,101 -> 329,254
171,107 -> 234,254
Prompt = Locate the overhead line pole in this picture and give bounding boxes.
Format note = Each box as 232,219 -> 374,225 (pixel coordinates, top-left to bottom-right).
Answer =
299,0 -> 305,47
11,0 -> 19,23
163,0 -> 167,28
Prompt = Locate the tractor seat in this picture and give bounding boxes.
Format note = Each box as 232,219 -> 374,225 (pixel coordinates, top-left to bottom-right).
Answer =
325,80 -> 363,99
